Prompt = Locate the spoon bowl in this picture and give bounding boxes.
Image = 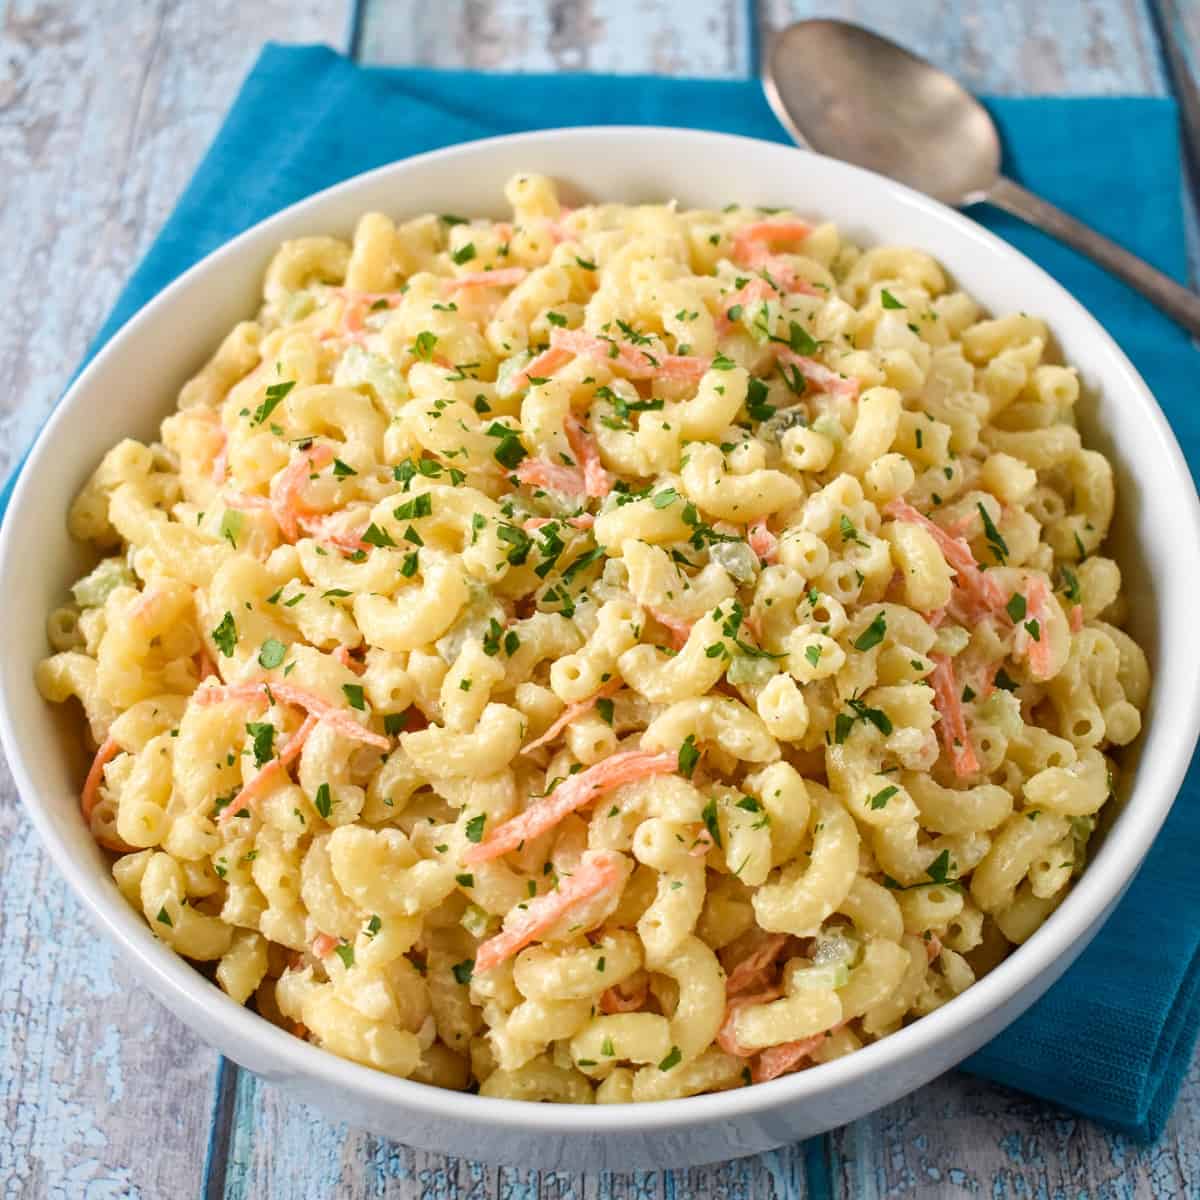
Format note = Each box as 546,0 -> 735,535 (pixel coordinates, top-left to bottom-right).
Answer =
765,19 -> 1001,206
763,18 -> 1200,336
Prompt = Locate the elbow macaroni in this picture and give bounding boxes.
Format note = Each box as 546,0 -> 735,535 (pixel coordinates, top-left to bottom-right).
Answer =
37,177 -> 1148,1101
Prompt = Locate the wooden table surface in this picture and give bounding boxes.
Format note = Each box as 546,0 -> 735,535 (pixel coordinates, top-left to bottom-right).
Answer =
3,2 -> 1199,1196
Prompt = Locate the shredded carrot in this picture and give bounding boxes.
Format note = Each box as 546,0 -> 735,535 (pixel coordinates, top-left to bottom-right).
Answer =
731,219 -> 812,267
599,976 -> 648,1014
925,933 -> 943,963
332,645 -> 366,676
522,514 -> 595,532
885,498 -> 1007,615
311,932 -> 340,959
753,1025 -> 844,1083
514,457 -> 588,497
333,287 -> 404,305
342,297 -> 367,335
548,327 -> 710,382
521,678 -> 622,755
445,267 -> 528,291
82,736 -> 121,821
726,934 -> 790,997
513,345 -> 574,390
775,348 -> 860,400
222,491 -> 273,512
194,680 -> 390,750
928,653 -> 979,777
715,278 -> 777,335
563,412 -> 613,498
463,750 -> 677,865
295,513 -> 371,554
1070,604 -> 1084,634
689,828 -> 716,857
270,444 -> 334,542
210,431 -> 229,485
647,607 -> 693,651
717,988 -> 783,1057
747,517 -> 779,564
473,851 -> 625,974
1017,575 -> 1057,681
219,714 -> 318,826
131,589 -> 164,623
195,647 -> 220,682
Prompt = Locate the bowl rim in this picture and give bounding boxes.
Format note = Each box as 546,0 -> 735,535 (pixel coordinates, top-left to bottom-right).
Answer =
3,123 -> 1199,1136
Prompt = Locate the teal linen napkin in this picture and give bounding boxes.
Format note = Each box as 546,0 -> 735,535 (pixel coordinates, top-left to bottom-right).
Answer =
4,43 -> 1198,1140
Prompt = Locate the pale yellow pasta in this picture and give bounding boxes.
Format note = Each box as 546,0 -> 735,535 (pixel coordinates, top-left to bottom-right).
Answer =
39,177 -> 1147,1100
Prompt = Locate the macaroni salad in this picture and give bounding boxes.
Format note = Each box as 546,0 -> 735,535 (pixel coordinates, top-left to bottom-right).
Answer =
37,174 -> 1149,1102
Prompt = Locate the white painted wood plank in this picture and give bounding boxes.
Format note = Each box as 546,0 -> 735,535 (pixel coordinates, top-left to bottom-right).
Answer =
763,0 -> 1166,94
358,0 -> 751,77
223,1071 -> 813,1200
0,2 -> 347,1197
830,1050 -> 1200,1199
0,772 -> 219,1197
0,0 -> 347,488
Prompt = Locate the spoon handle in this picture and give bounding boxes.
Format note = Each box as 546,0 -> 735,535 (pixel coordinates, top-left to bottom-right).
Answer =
985,176 -> 1200,338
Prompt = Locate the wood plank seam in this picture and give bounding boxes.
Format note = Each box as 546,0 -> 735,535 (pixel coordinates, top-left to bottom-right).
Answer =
196,8 -> 371,1192
1147,0 -> 1200,291
202,1057 -> 241,1200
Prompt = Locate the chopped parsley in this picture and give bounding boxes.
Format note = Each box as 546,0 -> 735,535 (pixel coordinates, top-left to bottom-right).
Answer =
412,331 -> 438,361
212,611 -> 237,657
852,612 -> 887,652
314,783 -> 332,819
257,638 -> 286,670
678,734 -> 700,779
342,684 -> 366,711
358,523 -> 393,549
869,785 -> 899,811
701,797 -> 723,849
252,379 -> 294,425
977,503 -> 1008,565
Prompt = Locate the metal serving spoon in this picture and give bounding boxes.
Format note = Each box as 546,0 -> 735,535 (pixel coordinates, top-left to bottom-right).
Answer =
763,19 -> 1200,337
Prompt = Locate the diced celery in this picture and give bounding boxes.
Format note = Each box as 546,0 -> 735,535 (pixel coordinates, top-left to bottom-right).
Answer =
496,351 -> 532,398
727,654 -> 776,688
333,345 -> 409,405
811,415 -> 845,445
709,540 -> 760,585
283,291 -> 316,322
71,558 -> 135,609
460,903 -> 492,938
789,963 -> 850,990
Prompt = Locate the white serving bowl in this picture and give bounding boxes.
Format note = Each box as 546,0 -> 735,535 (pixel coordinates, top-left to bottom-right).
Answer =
2,127 -> 1198,1171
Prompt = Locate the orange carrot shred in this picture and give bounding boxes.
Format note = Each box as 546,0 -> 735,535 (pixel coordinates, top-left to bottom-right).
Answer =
563,411 -> 613,498
473,851 -> 625,974
218,713 -> 318,826
752,1025 -> 844,1083
599,976 -> 648,1014
717,988 -> 783,1057
194,680 -> 390,750
82,736 -> 121,821
928,653 -> 979,777
463,750 -> 677,865
521,677 -> 623,755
